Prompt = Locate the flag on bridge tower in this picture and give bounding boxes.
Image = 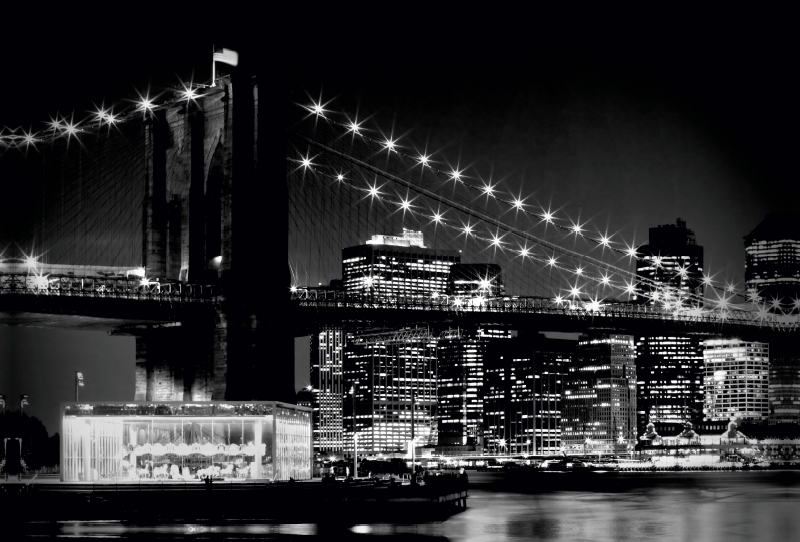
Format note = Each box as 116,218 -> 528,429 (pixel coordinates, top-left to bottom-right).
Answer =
211,46 -> 239,86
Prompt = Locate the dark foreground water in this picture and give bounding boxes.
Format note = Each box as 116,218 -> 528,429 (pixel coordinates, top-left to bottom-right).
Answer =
12,471 -> 800,540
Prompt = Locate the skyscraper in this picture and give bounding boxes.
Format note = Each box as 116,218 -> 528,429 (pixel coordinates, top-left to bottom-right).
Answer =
446,263 -> 505,297
635,336 -> 704,436
342,229 -> 459,298
703,339 -> 769,422
342,329 -> 438,455
562,334 -> 636,455
744,213 -> 800,309
310,329 -> 345,455
483,334 -> 571,455
437,326 -> 510,449
636,218 -> 703,303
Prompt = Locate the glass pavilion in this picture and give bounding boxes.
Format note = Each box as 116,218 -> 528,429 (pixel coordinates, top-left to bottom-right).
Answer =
61,402 -> 312,482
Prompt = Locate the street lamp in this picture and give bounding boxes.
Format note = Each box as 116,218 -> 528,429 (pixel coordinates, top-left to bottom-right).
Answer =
75,372 -> 85,401
350,384 -> 358,478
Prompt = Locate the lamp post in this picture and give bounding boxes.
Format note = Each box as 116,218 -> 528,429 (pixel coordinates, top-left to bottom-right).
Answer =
75,372 -> 84,401
350,384 -> 357,479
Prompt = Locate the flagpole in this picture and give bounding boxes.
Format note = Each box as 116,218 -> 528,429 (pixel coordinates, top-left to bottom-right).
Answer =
211,44 -> 216,87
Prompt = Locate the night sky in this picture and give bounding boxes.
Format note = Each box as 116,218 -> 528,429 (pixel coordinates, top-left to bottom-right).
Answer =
0,22 -> 795,436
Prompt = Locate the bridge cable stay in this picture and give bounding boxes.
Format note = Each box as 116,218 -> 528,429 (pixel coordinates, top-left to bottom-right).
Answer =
287,107 -> 794,328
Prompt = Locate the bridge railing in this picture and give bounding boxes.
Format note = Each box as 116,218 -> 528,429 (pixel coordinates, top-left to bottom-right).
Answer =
0,274 -> 217,301
289,288 -> 800,330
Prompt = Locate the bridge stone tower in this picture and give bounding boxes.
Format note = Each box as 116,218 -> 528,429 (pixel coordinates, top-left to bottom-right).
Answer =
134,70 -> 294,403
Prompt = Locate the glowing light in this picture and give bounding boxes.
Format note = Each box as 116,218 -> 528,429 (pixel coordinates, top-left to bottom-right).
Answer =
624,281 -> 636,295
726,283 -> 736,293
367,183 -> 381,200
490,233 -> 505,248
290,286 -> 298,293
547,256 -> 558,267
336,173 -> 344,181
180,86 -> 199,101
21,128 -> 38,147
31,273 -> 50,289
24,255 -> 38,270
461,223 -> 474,237
46,116 -> 63,132
677,266 -> 688,278
382,138 -> 397,152
702,275 -> 713,286
600,274 -> 611,286
308,101 -> 327,117
570,222 -> 584,235
518,246 -> 530,258
299,153 -> 314,170
431,211 -> 444,224
479,278 -> 492,290
599,235 -> 611,247
398,197 -> 413,213
625,245 -> 638,259
541,210 -> 555,224
574,267 -> 583,276
756,305 -> 771,321
136,95 -> 155,114
512,197 -> 526,210
347,120 -> 362,134
417,154 -> 430,166
793,298 -> 800,311
587,298 -> 601,312
449,169 -> 462,181
554,295 -> 564,304
653,256 -> 663,267
569,285 -> 582,298
63,119 -> 81,141
481,182 -> 496,197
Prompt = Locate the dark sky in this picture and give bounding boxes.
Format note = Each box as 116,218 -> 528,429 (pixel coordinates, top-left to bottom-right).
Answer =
0,21 -> 795,435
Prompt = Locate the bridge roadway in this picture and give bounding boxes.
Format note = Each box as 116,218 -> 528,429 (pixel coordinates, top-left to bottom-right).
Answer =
2,273 -> 798,340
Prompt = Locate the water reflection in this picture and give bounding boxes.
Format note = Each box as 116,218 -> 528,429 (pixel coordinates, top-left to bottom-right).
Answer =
22,472 -> 800,540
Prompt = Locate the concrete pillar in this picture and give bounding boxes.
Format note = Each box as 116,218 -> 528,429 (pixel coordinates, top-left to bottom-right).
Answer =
188,103 -> 207,283
143,109 -> 169,279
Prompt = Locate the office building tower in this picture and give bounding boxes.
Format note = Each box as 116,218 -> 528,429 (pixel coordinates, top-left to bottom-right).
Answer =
437,326 -> 510,449
768,339 -> 800,425
482,334 -> 570,455
342,229 -> 459,298
636,218 -> 703,303
703,339 -> 769,421
635,336 -> 704,436
562,334 -> 636,455
310,329 -> 345,455
744,213 -> 800,309
342,329 -> 438,455
446,263 -> 505,297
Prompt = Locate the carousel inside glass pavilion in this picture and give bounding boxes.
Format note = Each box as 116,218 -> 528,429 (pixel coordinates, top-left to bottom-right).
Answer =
60,402 -> 312,482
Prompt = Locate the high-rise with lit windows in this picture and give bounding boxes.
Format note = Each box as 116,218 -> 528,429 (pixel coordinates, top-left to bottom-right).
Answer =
636,218 -> 703,302
437,326 -> 511,449
703,339 -> 769,421
342,229 -> 459,298
562,334 -> 636,455
744,213 -> 800,308
342,330 -> 438,455
635,336 -> 703,436
310,329 -> 345,455
446,263 -> 505,297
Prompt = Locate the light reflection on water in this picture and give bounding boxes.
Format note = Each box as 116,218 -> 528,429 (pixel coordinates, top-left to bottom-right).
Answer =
39,472 -> 800,540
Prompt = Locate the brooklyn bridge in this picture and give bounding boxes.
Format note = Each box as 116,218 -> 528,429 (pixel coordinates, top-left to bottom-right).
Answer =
1,71 -> 797,406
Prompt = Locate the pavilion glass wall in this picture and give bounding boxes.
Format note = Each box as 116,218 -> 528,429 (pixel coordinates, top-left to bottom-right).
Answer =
61,403 -> 312,482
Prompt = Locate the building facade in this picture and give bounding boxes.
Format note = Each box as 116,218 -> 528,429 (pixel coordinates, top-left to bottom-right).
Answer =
636,218 -> 704,303
342,330 -> 438,455
482,334 -> 570,455
562,334 -> 637,455
437,326 -> 509,449
342,229 -> 459,298
446,263 -> 505,297
744,213 -> 800,308
703,339 -> 769,422
635,335 -> 704,436
310,329 -> 345,455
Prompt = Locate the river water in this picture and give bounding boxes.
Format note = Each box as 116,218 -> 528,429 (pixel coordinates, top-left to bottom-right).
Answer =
16,471 -> 800,540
